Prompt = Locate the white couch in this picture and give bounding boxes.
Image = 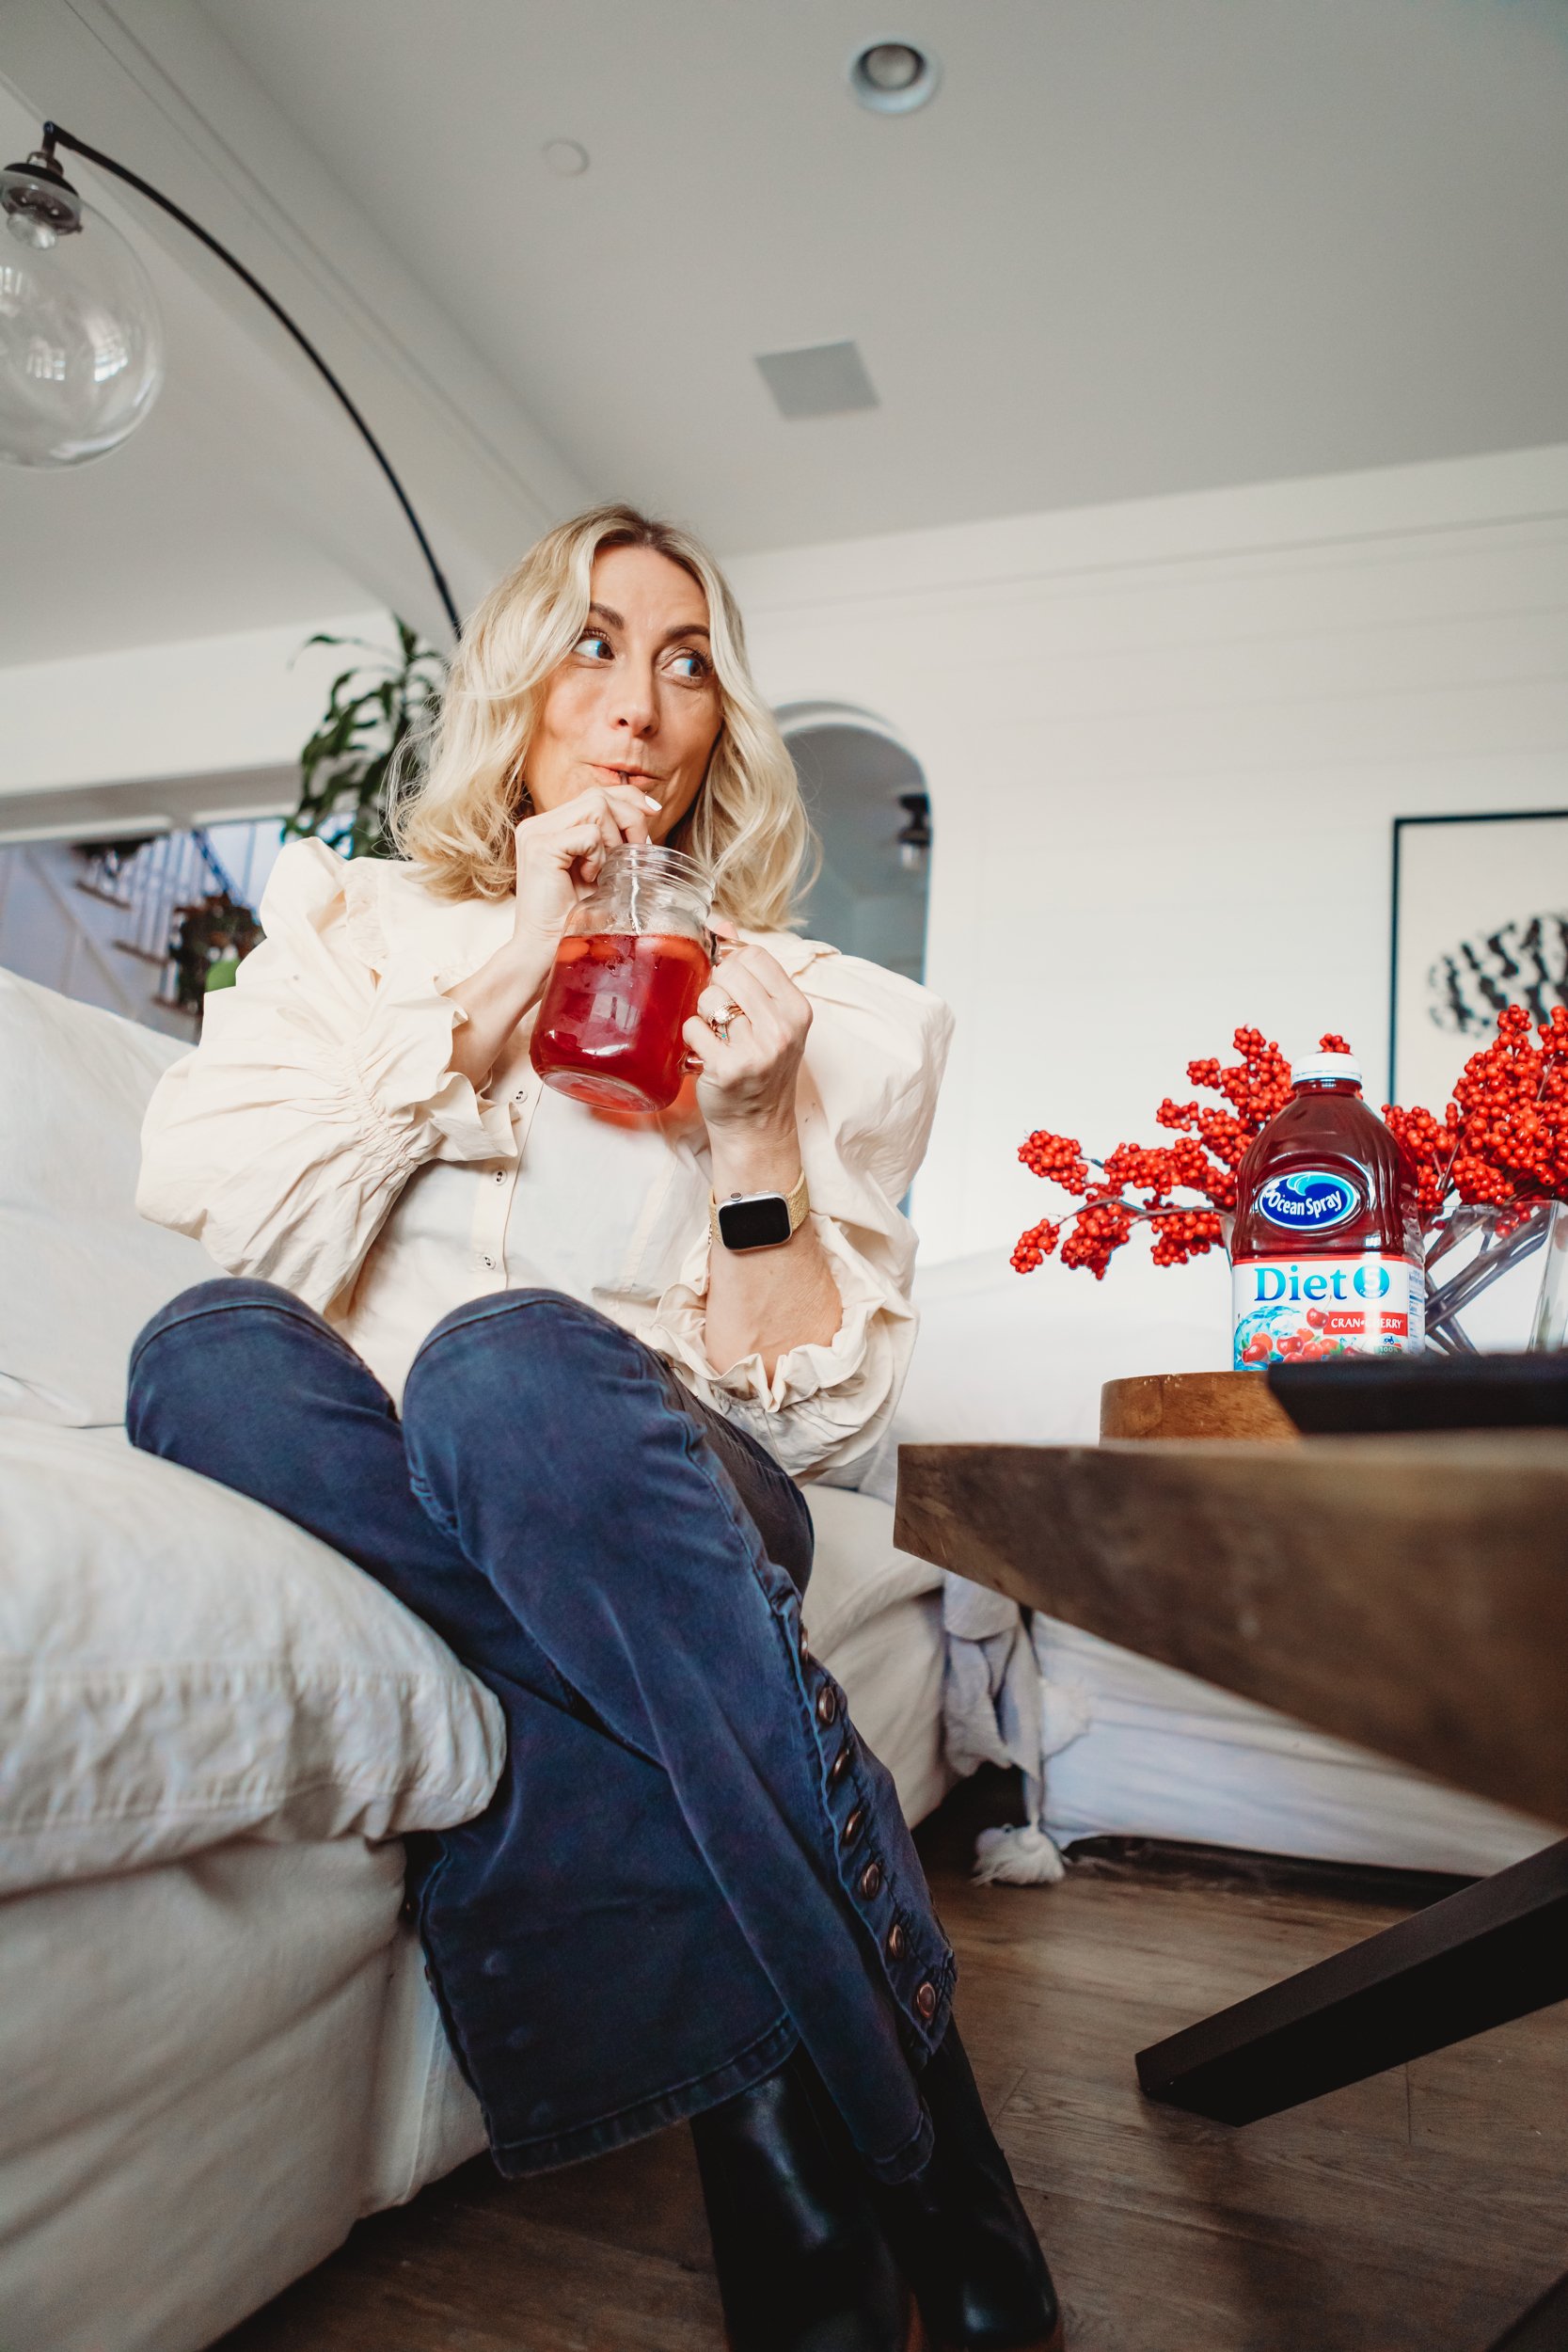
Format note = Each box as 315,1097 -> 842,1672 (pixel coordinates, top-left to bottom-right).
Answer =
6,959 -> 1548,2352
0,966 -> 951,2352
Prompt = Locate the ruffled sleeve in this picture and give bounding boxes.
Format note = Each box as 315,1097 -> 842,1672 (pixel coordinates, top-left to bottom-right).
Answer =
136,839 -> 515,1314
646,940 -> 954,1485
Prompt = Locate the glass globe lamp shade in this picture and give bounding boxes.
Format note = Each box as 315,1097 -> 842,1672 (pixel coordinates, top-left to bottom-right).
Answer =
0,165 -> 164,467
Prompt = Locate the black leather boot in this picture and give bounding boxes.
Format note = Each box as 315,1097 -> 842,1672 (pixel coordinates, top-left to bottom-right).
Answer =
690,2051 -> 913,2352
869,2024 -> 1062,2352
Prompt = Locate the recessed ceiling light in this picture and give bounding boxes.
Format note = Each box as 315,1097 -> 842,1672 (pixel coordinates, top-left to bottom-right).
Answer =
847,40 -> 941,115
542,139 -> 590,177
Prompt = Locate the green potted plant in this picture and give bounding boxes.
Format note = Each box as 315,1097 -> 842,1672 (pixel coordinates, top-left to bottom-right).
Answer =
288,617 -> 447,860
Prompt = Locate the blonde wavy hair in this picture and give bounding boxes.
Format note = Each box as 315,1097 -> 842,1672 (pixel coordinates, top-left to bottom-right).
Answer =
391,503 -> 814,930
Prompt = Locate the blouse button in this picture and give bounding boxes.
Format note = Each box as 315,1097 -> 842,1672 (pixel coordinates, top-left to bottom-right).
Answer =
915,1981 -> 938,2022
816,1687 -> 838,1727
842,1804 -> 865,1849
494,1170 -> 505,1183
858,1860 -> 882,1901
885,1922 -> 907,1963
829,1739 -> 853,1785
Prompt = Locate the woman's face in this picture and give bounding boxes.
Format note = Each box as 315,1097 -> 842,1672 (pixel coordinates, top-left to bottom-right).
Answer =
525,543 -> 724,840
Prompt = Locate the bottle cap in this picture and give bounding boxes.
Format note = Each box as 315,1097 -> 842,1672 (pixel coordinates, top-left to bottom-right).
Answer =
1291,1051 -> 1363,1088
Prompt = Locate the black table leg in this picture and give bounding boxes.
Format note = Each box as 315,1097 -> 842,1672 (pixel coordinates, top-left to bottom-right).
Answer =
1136,1834 -> 1568,2124
1488,2271 -> 1568,2351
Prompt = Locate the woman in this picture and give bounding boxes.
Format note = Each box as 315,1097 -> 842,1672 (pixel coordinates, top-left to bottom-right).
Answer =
131,505 -> 1061,2352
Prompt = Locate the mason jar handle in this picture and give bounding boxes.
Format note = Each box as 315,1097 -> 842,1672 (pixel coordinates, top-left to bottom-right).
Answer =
682,928 -> 725,1073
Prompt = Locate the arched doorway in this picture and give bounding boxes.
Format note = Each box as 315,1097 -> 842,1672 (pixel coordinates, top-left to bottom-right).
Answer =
777,703 -> 931,982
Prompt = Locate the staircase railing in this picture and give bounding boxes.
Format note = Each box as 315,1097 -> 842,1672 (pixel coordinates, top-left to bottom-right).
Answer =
73,827 -> 258,1016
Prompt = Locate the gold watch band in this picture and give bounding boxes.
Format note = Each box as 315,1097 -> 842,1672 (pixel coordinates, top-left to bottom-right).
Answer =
709,1167 -> 811,1248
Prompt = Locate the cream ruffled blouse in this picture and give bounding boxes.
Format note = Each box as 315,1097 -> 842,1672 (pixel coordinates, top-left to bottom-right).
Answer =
136,839 -> 954,1484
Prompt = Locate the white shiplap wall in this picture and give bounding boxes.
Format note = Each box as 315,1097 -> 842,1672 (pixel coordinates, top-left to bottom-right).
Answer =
726,445 -> 1568,1348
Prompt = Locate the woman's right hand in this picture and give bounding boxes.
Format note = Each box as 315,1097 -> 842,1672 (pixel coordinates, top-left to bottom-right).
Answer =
510,782 -> 664,957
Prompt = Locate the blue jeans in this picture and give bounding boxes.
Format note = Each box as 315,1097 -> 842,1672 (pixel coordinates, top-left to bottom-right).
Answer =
126,1279 -> 953,2183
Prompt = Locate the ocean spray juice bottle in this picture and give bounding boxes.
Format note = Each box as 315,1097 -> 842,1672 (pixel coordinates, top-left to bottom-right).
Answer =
1231,1049 -> 1424,1368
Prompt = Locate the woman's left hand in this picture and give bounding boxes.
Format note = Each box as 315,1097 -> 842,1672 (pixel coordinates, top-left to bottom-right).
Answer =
684,921 -> 813,1139
689,924 -> 841,1375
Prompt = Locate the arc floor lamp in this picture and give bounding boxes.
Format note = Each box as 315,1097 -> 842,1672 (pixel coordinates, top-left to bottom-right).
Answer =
0,121 -> 461,637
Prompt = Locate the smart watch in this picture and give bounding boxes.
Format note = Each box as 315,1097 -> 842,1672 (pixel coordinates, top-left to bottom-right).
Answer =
710,1168 -> 811,1252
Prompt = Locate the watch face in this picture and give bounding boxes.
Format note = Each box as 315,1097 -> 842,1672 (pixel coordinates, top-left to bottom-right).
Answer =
718,1193 -> 793,1250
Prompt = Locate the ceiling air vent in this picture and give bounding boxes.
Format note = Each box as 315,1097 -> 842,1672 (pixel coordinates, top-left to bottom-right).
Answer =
755,341 -> 879,421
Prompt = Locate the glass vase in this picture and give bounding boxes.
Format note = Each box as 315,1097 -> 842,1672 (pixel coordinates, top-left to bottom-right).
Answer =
1423,1199 -> 1567,1357
1531,1200 -> 1568,1351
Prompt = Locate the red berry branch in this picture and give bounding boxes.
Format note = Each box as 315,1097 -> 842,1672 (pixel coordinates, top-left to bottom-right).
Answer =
1012,1009 -> 1568,1282
1012,1025 -> 1310,1279
1384,1005 -> 1568,1226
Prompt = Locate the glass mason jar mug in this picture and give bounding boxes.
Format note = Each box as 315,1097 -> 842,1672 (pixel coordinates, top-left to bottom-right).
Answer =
530,844 -> 715,1113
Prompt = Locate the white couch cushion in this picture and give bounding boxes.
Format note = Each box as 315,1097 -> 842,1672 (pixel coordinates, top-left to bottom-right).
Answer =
801,1486 -> 941,1653
0,1840 -> 433,2352
0,967 -> 211,1428
0,1422 -> 505,1895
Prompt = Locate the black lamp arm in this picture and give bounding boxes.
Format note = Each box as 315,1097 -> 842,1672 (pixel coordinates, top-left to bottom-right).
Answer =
39,120 -> 462,641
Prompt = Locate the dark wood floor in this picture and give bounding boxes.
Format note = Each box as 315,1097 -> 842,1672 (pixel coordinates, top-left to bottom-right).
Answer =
220,1788 -> 1568,2352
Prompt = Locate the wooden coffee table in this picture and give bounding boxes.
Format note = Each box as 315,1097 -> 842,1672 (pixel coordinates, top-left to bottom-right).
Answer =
894,1426 -> 1568,2351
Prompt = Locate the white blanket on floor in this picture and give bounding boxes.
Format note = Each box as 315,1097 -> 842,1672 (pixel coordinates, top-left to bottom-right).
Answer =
940,1578 -> 1079,1883
939,1573 -> 1555,1883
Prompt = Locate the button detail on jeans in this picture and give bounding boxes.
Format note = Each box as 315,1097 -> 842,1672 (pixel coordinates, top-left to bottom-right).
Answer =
829,1739 -> 853,1785
842,1804 -> 865,1849
859,1860 -> 883,1901
885,1922 -> 907,1962
915,1980 -> 938,2022
816,1686 -> 838,1726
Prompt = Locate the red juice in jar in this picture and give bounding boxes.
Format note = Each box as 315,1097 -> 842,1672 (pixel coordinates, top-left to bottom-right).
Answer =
531,930 -> 710,1113
1231,1049 -> 1425,1368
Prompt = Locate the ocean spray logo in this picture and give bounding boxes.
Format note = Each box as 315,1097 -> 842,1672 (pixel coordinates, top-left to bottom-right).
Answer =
1255,1171 -> 1358,1232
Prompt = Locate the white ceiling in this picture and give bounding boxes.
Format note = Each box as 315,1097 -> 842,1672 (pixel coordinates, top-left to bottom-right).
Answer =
0,421 -> 361,667
198,0 -> 1568,552
2,0 -> 1566,669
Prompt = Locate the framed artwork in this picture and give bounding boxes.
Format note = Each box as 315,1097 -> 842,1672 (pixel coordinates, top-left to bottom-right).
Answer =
1388,809 -> 1568,1110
